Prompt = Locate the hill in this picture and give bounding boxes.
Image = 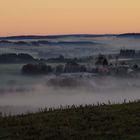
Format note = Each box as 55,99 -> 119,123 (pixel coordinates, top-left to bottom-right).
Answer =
0,34 -> 114,40
0,101 -> 140,140
117,33 -> 140,38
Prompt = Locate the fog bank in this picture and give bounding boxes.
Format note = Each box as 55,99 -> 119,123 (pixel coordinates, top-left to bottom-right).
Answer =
0,76 -> 140,115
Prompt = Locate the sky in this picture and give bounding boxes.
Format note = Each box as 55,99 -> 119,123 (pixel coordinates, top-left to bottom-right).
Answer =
0,0 -> 140,36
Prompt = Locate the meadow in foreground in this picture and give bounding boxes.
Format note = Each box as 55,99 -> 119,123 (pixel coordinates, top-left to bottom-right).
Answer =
0,101 -> 140,140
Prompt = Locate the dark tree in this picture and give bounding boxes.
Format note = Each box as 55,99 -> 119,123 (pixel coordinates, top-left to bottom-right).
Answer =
22,63 -> 52,74
56,65 -> 64,73
95,54 -> 108,66
133,64 -> 139,70
103,58 -> 108,65
80,65 -> 87,72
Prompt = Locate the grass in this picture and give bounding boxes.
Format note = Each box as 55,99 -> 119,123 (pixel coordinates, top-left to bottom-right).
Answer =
0,101 -> 140,140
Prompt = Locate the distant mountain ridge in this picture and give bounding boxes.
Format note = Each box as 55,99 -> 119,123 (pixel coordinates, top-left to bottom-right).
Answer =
0,34 -> 115,40
0,33 -> 139,40
117,33 -> 140,37
0,40 -> 100,46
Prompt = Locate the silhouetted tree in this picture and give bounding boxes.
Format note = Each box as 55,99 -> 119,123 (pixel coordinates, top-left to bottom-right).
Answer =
103,58 -> 108,65
80,65 -> 87,72
95,54 -> 108,66
133,64 -> 139,70
56,65 -> 64,73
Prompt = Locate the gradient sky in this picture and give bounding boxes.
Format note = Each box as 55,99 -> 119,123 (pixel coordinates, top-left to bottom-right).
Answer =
0,0 -> 140,36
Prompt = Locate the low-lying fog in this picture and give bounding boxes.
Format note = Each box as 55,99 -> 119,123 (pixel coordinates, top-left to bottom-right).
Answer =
0,34 -> 140,115
1,36 -> 140,58
0,68 -> 140,115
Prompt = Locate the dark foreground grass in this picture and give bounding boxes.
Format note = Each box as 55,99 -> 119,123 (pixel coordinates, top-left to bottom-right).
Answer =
0,101 -> 140,140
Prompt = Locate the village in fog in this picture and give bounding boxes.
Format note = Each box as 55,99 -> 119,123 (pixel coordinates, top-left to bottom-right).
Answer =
0,34 -> 140,114
1,0 -> 140,139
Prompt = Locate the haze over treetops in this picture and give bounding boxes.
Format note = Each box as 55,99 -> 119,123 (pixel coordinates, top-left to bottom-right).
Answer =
0,0 -> 140,36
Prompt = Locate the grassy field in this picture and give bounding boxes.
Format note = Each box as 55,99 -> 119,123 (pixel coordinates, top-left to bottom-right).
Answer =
0,101 -> 140,140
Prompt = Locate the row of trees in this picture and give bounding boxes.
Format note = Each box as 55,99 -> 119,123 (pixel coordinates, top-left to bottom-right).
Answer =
21,55 -> 109,74
22,56 -> 140,76
119,49 -> 140,58
0,53 -> 35,63
22,63 -> 52,74
22,62 -> 87,74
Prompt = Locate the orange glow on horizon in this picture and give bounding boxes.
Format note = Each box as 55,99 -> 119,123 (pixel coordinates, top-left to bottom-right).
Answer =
0,0 -> 140,36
